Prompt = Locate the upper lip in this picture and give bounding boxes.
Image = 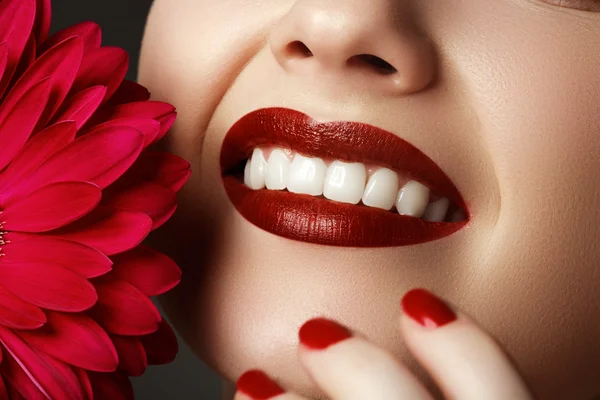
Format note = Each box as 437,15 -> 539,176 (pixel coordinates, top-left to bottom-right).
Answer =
220,107 -> 468,247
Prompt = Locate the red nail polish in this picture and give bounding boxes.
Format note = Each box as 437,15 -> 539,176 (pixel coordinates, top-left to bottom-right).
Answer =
401,288 -> 457,328
236,370 -> 285,400
299,317 -> 352,350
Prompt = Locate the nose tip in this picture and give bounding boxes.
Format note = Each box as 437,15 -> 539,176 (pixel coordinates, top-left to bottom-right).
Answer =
269,1 -> 437,95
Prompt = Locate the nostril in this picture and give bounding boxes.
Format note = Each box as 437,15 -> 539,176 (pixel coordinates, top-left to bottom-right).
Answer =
348,54 -> 397,75
282,44 -> 397,76
286,41 -> 313,58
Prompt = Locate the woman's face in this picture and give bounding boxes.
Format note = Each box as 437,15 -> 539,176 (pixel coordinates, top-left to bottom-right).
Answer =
138,1 -> 600,399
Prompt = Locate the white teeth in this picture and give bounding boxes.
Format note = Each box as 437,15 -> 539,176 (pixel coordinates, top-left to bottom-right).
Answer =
361,168 -> 399,210
244,148 -> 465,221
395,180 -> 430,217
422,197 -> 450,222
323,161 -> 367,205
265,149 -> 290,190
245,148 -> 268,189
287,154 -> 327,196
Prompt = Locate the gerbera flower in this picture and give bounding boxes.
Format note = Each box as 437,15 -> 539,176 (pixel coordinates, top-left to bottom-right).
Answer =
0,0 -> 190,398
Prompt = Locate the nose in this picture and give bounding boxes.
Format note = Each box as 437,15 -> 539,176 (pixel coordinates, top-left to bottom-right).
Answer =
269,0 -> 437,96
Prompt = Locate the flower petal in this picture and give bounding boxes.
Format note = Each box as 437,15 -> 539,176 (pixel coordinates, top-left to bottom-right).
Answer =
0,326 -> 85,399
140,319 -> 179,365
0,77 -> 51,171
89,280 -> 161,336
154,110 -> 177,143
9,387 -> 27,400
0,0 -> 35,44
0,284 -> 46,330
9,388 -> 27,400
110,335 -> 147,376
71,47 -> 128,103
88,371 -> 133,400
40,21 -> 101,54
0,349 -> 46,400
0,36 -> 84,127
103,181 -> 177,230
106,79 -> 150,106
12,35 -> 36,82
33,0 -> 51,44
2,237 -> 112,278
73,368 -> 93,400
87,100 -> 175,130
0,121 -> 76,194
0,0 -> 36,97
110,245 -> 181,297
126,151 -> 191,192
4,125 -> 144,203
52,85 -> 107,130
0,42 -> 8,84
18,311 -> 118,372
1,181 -> 102,232
92,117 -> 160,147
0,261 -> 97,312
0,377 -> 6,398
48,207 -> 152,256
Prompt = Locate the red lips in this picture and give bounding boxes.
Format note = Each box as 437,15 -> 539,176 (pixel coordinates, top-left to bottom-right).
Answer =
220,107 -> 468,247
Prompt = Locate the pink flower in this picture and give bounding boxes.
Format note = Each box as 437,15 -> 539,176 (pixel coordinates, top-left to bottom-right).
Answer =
0,0 -> 190,398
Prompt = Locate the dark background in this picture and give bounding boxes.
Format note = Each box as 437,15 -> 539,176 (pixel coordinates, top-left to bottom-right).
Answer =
51,1 -> 222,399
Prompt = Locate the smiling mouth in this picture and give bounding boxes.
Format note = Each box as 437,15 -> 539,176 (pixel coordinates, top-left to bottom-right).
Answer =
220,107 -> 469,247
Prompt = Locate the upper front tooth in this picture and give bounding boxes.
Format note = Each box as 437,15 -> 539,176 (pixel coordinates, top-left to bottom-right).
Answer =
265,149 -> 290,190
422,197 -> 450,222
396,180 -> 430,217
362,168 -> 399,210
287,153 -> 327,196
247,148 -> 268,189
323,161 -> 367,205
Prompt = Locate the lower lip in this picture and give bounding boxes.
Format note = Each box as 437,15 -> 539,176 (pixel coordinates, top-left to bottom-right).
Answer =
223,176 -> 467,247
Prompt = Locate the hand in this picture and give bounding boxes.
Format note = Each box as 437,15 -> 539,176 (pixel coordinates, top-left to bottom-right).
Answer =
233,288 -> 533,400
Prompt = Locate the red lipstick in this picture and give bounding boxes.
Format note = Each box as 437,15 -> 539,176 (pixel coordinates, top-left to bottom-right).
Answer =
220,107 -> 468,247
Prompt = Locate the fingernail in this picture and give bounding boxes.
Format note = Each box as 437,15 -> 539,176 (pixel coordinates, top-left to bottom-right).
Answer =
299,317 -> 352,350
236,370 -> 285,400
401,288 -> 457,328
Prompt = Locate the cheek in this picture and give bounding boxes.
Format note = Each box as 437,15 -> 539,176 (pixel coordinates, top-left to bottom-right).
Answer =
431,3 -> 600,398
138,0 -> 294,161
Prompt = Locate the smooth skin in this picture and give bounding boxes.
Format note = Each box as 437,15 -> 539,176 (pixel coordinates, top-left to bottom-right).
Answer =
138,0 -> 600,399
